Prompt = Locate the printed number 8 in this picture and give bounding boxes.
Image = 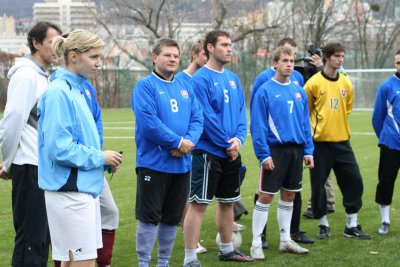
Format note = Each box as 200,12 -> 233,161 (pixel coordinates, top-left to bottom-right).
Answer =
170,99 -> 179,112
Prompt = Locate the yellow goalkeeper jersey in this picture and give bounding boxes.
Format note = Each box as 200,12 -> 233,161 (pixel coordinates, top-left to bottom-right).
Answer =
304,71 -> 353,142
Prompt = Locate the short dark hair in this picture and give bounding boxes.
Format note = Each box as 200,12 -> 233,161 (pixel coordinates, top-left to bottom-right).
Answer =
152,38 -> 180,56
204,30 -> 230,59
27,21 -> 62,54
396,49 -> 400,56
322,42 -> 345,63
272,46 -> 294,62
277,38 -> 297,48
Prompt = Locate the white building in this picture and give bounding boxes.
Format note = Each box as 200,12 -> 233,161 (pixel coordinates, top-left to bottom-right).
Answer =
0,36 -> 28,54
33,0 -> 96,33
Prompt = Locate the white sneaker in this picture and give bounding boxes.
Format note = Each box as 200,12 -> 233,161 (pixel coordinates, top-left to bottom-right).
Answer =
233,222 -> 246,232
250,244 -> 265,259
279,240 -> 309,254
378,222 -> 390,235
196,242 -> 207,254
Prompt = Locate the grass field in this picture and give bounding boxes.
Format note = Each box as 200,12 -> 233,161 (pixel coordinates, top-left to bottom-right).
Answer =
0,109 -> 399,266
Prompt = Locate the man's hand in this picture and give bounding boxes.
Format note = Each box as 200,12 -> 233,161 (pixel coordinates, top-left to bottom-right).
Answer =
0,163 -> 11,180
179,139 -> 195,154
170,149 -> 184,157
110,165 -> 120,174
310,54 -> 323,68
262,158 -> 275,171
104,151 -> 123,167
304,156 -> 314,169
226,138 -> 241,160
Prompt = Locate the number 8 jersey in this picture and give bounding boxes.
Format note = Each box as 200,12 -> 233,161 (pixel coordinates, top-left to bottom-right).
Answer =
132,72 -> 203,173
304,71 -> 354,142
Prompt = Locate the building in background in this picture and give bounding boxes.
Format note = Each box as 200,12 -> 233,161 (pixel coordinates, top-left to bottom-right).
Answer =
0,14 -> 29,54
33,0 -> 96,33
0,14 -> 15,37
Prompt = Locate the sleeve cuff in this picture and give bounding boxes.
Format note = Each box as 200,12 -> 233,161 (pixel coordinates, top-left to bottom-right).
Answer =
261,157 -> 271,165
177,137 -> 184,149
234,137 -> 243,148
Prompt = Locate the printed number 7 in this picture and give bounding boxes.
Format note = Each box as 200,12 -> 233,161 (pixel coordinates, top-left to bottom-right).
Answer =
287,100 -> 293,113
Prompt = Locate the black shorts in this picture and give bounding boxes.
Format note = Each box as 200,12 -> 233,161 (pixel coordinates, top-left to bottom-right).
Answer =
189,150 -> 242,204
135,167 -> 190,225
259,144 -> 303,194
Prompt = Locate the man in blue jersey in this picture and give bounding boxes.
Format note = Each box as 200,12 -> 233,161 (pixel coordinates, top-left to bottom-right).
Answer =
372,49 -> 400,235
250,46 -> 314,259
176,39 -> 208,82
182,30 -> 253,267
251,38 -> 318,247
251,38 -> 305,108
176,39 -> 210,254
132,38 -> 203,267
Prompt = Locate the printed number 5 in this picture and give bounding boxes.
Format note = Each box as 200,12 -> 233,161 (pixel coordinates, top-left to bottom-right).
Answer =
224,89 -> 229,103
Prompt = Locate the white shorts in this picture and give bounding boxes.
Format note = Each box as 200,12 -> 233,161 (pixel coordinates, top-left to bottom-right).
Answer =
45,191 -> 102,261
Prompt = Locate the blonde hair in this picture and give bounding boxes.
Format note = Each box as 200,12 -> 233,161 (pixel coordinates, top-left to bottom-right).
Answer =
190,39 -> 204,62
52,29 -> 105,64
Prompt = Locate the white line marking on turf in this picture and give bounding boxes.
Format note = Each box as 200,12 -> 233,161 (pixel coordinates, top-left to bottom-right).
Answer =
103,132 -> 375,140
104,136 -> 135,139
103,127 -> 134,130
352,132 -> 375,136
103,121 -> 133,124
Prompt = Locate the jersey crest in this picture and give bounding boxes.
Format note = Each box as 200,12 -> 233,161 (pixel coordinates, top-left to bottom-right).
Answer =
295,93 -> 301,99
85,89 -> 92,99
293,81 -> 299,86
181,90 -> 189,99
230,80 -> 237,89
341,89 -> 347,97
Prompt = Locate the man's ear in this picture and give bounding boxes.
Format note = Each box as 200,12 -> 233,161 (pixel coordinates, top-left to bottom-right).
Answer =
32,38 -> 41,52
152,53 -> 158,65
207,43 -> 213,54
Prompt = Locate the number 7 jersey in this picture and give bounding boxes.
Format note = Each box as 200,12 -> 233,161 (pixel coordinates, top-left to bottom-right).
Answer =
304,71 -> 354,142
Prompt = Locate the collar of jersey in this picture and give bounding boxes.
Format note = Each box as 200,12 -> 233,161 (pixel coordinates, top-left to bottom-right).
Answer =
321,70 -> 339,82
152,70 -> 174,83
204,65 -> 225,74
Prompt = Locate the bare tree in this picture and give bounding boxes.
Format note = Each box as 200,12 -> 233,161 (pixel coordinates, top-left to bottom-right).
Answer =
294,0 -> 346,48
352,0 -> 400,68
0,52 -> 16,111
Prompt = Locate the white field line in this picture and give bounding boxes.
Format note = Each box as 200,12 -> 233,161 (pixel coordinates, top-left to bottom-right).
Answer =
103,131 -> 375,139
103,121 -> 133,124
103,127 -> 134,130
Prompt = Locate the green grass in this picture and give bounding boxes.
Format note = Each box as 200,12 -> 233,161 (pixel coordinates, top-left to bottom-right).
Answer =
0,109 -> 398,266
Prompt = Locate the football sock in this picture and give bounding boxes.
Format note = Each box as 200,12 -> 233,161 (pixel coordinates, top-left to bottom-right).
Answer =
136,221 -> 157,267
157,223 -> 177,267
346,213 -> 358,228
319,215 -> 329,227
219,242 -> 234,254
379,204 -> 390,224
183,249 -> 197,265
252,201 -> 269,245
277,199 -> 293,242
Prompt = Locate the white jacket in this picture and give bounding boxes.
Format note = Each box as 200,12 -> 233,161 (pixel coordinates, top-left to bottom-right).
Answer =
0,56 -> 49,172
